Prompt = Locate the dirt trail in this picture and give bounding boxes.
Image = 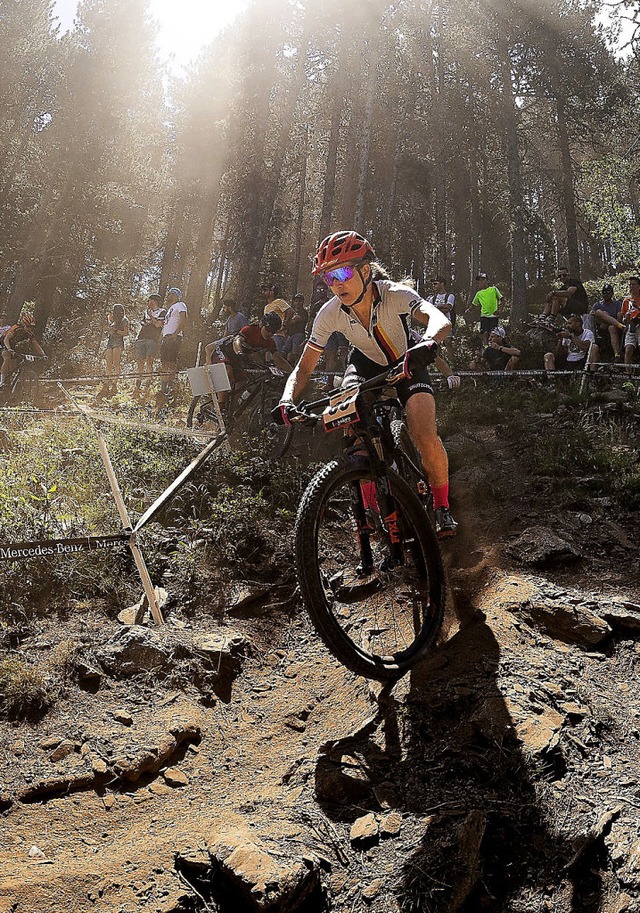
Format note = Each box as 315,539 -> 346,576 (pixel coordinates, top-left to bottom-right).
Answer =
1,406 -> 639,912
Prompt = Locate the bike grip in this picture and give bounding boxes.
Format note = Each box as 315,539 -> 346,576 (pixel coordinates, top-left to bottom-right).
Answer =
271,403 -> 292,426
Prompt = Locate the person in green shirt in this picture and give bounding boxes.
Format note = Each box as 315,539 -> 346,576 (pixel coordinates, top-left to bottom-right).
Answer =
471,273 -> 503,344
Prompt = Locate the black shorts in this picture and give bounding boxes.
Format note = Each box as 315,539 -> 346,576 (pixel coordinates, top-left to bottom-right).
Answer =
480,315 -> 499,334
343,349 -> 434,407
160,334 -> 182,365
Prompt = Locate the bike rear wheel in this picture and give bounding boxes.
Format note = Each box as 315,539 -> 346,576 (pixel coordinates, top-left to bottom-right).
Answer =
186,394 -> 224,435
295,460 -> 445,680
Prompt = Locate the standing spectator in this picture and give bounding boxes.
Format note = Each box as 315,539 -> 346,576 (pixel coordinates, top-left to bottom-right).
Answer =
281,293 -> 308,363
540,266 -> 589,323
470,326 -> 521,372
261,284 -> 291,352
159,287 -> 187,402
428,276 -> 455,359
471,273 -> 502,344
621,275 -> 640,371
133,294 -> 165,399
590,284 -> 624,361
97,304 -> 129,399
544,314 -> 598,371
222,299 -> 248,336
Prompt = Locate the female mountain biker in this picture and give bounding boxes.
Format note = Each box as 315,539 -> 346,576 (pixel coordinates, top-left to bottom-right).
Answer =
278,230 -> 457,538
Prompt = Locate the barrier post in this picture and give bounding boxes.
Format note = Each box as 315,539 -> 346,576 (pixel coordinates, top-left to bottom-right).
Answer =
95,432 -> 164,625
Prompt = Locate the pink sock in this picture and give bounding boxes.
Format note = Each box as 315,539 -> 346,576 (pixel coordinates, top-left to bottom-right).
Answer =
360,481 -> 379,512
431,483 -> 449,510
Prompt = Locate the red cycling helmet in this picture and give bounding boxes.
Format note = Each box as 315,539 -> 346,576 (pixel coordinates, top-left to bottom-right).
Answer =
312,231 -> 375,275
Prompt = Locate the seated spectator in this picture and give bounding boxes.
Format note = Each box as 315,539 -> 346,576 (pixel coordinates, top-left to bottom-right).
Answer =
262,283 -> 291,352
470,326 -> 521,372
621,275 -> 640,371
590,284 -> 624,361
544,314 -> 598,371
221,299 -> 248,336
540,266 -> 589,323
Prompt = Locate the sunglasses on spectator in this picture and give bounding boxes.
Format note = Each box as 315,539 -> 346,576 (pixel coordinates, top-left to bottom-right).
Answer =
323,265 -> 357,286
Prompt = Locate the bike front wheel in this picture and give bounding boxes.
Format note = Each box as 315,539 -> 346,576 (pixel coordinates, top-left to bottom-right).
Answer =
294,460 -> 445,680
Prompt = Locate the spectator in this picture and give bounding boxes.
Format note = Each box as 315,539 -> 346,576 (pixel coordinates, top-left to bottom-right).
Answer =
471,326 -> 521,372
159,287 -> 187,403
261,283 -> 291,352
621,275 -> 640,371
544,314 -> 598,372
133,294 -> 165,399
470,273 -> 502,344
97,304 -> 129,399
590,283 -> 624,362
281,292 -> 308,363
540,266 -> 589,323
428,276 -> 455,359
222,299 -> 248,336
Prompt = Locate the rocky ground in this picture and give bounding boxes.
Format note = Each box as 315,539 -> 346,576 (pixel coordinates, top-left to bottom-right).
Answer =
0,389 -> 639,913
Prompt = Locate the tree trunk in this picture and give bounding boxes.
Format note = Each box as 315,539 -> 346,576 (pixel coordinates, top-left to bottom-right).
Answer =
292,126 -> 309,295
555,93 -> 580,276
497,39 -> 527,324
185,179 -> 222,317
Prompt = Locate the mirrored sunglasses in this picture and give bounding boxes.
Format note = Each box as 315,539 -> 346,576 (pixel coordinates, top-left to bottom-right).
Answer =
323,265 -> 356,286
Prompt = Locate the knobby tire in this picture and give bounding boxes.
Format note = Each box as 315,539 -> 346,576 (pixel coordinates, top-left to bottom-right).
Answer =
294,460 -> 445,681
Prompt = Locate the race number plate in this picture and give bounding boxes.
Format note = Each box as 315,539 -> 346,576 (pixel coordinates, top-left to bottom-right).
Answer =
322,388 -> 360,431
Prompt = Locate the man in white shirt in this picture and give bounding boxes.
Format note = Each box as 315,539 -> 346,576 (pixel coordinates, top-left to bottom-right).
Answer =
428,276 -> 455,359
544,314 -> 599,371
159,287 -> 187,400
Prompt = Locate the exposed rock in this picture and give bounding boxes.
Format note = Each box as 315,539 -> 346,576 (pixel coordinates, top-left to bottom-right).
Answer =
315,746 -> 374,805
508,598 -> 611,646
380,811 -> 403,837
508,527 -> 581,567
207,828 -> 319,912
98,627 -> 172,677
601,604 -> 640,635
113,709 -> 133,726
350,813 -> 379,846
50,740 -> 79,763
39,736 -> 63,751
513,704 -> 565,756
227,586 -> 270,615
445,811 -> 487,913
163,767 -> 188,787
362,878 -> 384,902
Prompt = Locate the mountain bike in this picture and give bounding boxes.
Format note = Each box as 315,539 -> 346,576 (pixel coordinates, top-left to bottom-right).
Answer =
0,353 -> 47,403
186,363 -> 293,460
285,346 -> 446,681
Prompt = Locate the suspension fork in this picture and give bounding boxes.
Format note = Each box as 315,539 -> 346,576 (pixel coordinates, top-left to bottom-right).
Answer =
349,436 -> 404,572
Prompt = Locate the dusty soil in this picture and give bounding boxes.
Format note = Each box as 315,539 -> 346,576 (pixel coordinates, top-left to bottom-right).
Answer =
0,397 -> 639,913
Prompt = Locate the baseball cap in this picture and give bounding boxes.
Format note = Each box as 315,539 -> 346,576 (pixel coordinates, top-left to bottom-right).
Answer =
490,326 -> 506,338
602,283 -> 614,295
168,287 -> 182,297
475,272 -> 488,280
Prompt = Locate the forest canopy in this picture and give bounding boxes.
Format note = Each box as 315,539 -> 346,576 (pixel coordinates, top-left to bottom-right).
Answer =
1,0 -> 639,331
